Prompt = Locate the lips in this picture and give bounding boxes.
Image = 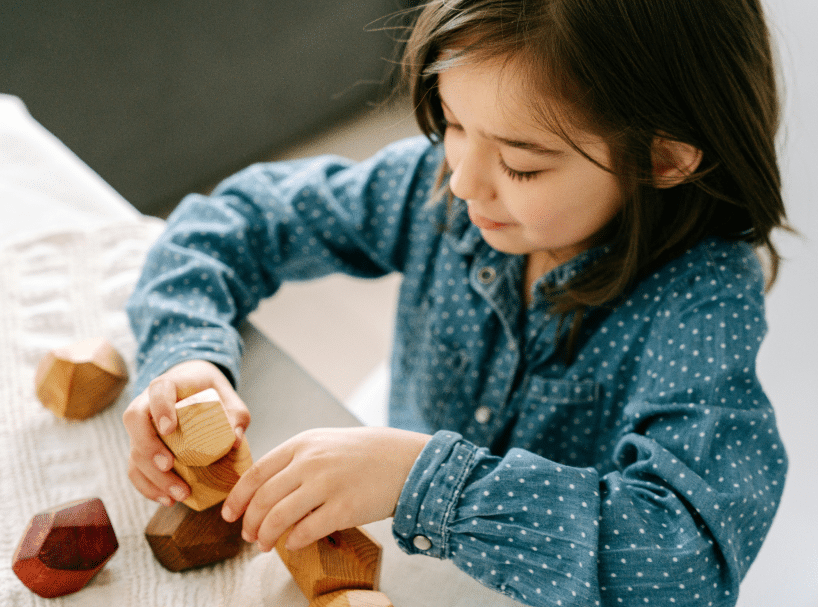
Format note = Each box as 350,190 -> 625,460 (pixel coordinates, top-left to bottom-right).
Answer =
467,207 -> 512,231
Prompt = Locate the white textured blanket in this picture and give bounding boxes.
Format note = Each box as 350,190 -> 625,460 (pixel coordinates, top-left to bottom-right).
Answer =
0,219 -> 521,608
0,218 -> 313,606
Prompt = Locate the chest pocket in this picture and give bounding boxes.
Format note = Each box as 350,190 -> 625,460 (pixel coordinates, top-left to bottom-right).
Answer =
513,376 -> 601,467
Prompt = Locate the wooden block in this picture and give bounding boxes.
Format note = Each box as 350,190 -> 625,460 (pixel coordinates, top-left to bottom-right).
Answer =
157,388 -> 235,466
276,527 -> 384,602
34,337 -> 128,420
172,436 -> 253,511
12,497 -> 119,598
312,589 -> 393,607
144,501 -> 244,572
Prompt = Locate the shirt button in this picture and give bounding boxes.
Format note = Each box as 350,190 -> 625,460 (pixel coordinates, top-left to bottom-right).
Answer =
412,535 -> 432,551
474,406 -> 493,424
477,267 -> 496,284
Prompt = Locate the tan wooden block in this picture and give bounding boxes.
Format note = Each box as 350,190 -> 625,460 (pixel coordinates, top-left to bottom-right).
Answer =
34,337 -> 128,420
158,388 -> 235,466
312,589 -> 393,607
276,527 -> 384,602
173,436 -> 253,511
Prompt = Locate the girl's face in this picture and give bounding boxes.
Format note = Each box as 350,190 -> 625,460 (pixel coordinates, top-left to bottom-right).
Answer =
438,58 -> 624,274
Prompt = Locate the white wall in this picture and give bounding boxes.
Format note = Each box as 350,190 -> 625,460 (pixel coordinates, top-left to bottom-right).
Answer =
739,1 -> 818,605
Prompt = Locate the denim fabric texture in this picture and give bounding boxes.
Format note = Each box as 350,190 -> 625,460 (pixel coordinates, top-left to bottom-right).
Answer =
127,136 -> 787,606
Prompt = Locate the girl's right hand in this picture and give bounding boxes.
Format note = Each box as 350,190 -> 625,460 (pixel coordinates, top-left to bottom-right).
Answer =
122,359 -> 251,506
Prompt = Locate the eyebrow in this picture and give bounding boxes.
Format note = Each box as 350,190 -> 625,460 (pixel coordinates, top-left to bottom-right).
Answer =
440,99 -> 566,157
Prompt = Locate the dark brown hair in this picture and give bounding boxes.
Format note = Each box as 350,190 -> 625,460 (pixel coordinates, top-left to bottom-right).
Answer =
403,0 -> 790,319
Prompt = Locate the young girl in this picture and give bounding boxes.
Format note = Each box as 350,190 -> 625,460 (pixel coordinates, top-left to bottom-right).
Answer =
123,0 -> 790,604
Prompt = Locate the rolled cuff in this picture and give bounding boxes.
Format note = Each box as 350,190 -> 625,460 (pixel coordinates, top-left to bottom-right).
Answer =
392,430 -> 477,559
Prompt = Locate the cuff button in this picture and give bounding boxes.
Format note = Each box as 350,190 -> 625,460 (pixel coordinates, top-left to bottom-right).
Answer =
412,535 -> 432,551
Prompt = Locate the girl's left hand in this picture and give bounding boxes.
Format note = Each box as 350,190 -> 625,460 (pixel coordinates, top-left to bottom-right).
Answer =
221,426 -> 431,551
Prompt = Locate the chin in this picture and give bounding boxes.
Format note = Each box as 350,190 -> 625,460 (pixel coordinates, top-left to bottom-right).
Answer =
479,232 -> 533,256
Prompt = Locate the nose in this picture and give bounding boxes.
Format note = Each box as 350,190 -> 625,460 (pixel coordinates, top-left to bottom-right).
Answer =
448,143 -> 495,202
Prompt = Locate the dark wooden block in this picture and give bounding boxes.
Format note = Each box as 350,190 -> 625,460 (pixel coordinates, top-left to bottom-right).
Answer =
11,497 -> 118,598
145,501 -> 244,572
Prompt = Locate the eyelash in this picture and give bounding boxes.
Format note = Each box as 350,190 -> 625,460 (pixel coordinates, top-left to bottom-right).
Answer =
442,118 -> 542,182
499,156 -> 541,181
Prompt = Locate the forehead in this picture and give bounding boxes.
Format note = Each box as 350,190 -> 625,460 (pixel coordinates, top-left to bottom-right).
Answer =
436,55 -> 596,146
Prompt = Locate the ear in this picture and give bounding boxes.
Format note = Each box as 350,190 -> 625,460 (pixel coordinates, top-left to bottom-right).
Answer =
651,137 -> 703,188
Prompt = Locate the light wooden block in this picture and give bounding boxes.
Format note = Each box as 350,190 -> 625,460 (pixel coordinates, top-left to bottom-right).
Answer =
276,527 -> 389,606
312,589 -> 394,607
12,497 -> 119,598
153,388 -> 252,511
34,337 -> 128,420
144,501 -> 244,572
158,388 -> 235,466
171,436 -> 253,511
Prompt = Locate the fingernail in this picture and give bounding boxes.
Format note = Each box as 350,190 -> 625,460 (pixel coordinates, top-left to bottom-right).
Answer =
158,496 -> 172,507
154,454 -> 169,471
242,530 -> 255,543
222,505 -> 235,522
158,416 -> 172,435
169,485 -> 187,501
235,426 -> 245,441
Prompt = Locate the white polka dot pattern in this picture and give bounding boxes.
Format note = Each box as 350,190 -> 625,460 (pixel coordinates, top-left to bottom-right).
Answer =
126,136 -> 787,606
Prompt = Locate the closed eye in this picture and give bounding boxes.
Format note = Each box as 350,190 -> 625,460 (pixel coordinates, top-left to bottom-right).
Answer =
499,156 -> 541,181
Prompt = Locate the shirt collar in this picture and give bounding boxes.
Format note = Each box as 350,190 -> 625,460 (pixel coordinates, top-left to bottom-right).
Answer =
444,199 -> 610,296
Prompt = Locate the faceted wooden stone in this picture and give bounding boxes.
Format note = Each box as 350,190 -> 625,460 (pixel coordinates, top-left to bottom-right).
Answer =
312,589 -> 394,607
276,527 -> 384,603
172,436 -> 253,511
156,388 -> 235,466
145,501 -> 244,572
34,337 -> 128,420
11,497 -> 118,598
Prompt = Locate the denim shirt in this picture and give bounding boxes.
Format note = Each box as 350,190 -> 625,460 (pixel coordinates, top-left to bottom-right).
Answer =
127,136 -> 787,606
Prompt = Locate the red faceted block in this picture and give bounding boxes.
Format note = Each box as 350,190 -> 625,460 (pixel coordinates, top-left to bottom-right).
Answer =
12,497 -> 118,598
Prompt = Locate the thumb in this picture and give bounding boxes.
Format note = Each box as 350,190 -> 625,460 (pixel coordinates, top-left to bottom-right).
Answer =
221,390 -> 251,445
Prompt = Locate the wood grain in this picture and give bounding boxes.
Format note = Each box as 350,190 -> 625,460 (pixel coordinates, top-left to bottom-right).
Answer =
312,589 -> 394,607
34,337 -> 128,420
12,497 -> 119,598
160,388 -> 235,466
276,527 -> 387,603
172,436 -> 253,511
144,501 -> 244,572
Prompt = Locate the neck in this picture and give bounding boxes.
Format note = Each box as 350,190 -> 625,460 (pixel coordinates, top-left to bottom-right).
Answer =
524,252 -> 561,305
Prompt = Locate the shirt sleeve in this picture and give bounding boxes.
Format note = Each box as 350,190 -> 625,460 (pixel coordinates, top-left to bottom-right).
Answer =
393,252 -> 787,607
126,136 -> 444,394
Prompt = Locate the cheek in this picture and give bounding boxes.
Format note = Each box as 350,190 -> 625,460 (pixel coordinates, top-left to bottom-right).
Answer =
442,131 -> 463,172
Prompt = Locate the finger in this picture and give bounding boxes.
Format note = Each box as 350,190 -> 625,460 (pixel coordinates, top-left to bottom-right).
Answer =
255,488 -> 324,551
238,470 -> 302,543
130,450 -> 191,503
222,444 -> 294,522
284,503 -> 343,551
221,392 -> 251,446
148,377 -> 179,436
128,460 -> 175,507
123,392 -> 175,467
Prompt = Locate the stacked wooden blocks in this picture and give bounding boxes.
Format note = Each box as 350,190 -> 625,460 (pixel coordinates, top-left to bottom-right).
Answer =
146,388 -> 251,571
155,388 -> 253,511
11,498 -> 119,598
